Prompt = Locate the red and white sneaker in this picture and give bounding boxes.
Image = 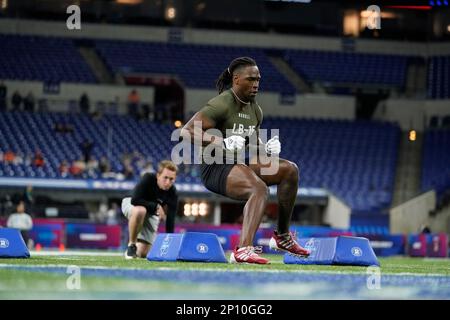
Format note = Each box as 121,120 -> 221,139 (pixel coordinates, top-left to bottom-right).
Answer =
229,246 -> 270,264
269,231 -> 311,257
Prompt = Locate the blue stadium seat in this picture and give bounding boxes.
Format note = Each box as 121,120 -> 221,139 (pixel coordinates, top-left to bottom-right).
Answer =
95,40 -> 297,93
427,56 -> 450,99
0,34 -> 96,83
284,50 -> 408,88
422,129 -> 450,197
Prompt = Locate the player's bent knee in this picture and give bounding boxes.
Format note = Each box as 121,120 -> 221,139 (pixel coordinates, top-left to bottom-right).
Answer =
289,161 -> 299,177
282,160 -> 299,182
253,180 -> 269,198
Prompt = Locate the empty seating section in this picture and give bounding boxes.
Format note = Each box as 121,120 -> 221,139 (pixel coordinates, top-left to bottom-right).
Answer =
422,129 -> 450,195
284,50 -> 407,87
427,56 -> 450,99
95,40 -> 296,94
0,34 -> 413,92
0,35 -> 96,83
262,117 -> 400,213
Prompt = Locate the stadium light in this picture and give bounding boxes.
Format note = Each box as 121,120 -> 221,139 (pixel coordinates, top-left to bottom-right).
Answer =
409,130 -> 417,141
191,203 -> 199,216
1,0 -> 7,10
183,203 -> 191,216
116,0 -> 142,4
199,202 -> 208,216
166,6 -> 176,20
174,120 -> 182,128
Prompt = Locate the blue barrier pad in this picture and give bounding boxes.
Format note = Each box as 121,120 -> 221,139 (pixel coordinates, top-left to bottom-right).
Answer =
147,233 -> 183,261
284,237 -> 337,265
284,236 -> 379,266
148,232 -> 227,263
178,232 -> 227,263
0,228 -> 30,258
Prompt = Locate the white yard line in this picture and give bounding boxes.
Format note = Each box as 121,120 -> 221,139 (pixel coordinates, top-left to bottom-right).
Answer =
0,262 -> 448,278
28,250 -> 122,257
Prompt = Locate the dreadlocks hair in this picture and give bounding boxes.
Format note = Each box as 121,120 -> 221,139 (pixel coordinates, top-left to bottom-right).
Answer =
215,57 -> 257,94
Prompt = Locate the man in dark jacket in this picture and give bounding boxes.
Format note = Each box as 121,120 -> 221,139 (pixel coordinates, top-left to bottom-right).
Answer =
122,160 -> 178,259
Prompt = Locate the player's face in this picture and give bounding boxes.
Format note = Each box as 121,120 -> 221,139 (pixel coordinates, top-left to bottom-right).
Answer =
235,65 -> 260,102
156,168 -> 177,191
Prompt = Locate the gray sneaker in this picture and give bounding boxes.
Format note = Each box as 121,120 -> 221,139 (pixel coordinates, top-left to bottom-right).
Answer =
124,244 -> 137,259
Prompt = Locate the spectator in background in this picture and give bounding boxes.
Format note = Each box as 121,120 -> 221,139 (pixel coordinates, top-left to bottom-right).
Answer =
7,201 -> 33,249
24,153 -> 33,166
1,195 -> 14,217
23,185 -> 34,214
59,160 -> 69,177
127,89 -> 140,119
133,151 -> 145,172
121,163 -> 134,180
0,81 -> 7,111
38,98 -> 49,113
99,157 -> 116,179
80,140 -> 94,163
79,92 -> 90,115
118,153 -> 134,180
11,91 -> 22,111
140,159 -> 155,176
106,203 -> 120,225
33,150 -> 45,167
86,156 -> 99,178
23,91 -> 35,112
141,103 -> 151,121
3,150 -> 16,164
13,152 -> 24,165
96,202 -> 109,223
99,156 -> 110,174
69,158 -> 86,178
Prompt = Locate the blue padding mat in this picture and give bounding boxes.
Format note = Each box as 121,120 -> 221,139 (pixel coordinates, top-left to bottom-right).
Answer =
147,233 -> 183,261
284,236 -> 379,266
147,232 -> 227,263
0,228 -> 30,258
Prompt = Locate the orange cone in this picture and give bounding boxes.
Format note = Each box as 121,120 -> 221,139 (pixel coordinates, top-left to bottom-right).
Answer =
35,243 -> 42,251
59,243 -> 65,252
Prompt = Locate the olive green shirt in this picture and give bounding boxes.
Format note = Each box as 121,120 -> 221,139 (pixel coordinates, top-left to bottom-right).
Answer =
199,89 -> 263,164
200,89 -> 262,139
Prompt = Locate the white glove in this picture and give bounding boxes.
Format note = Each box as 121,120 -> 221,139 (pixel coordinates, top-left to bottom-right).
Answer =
265,135 -> 281,155
223,135 -> 246,151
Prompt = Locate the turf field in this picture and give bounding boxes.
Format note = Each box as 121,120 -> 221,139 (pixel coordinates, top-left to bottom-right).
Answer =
0,251 -> 449,299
